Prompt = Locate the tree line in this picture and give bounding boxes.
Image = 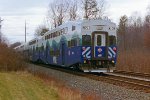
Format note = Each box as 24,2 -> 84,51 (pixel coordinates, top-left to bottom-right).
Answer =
117,6 -> 150,73
118,8 -> 150,50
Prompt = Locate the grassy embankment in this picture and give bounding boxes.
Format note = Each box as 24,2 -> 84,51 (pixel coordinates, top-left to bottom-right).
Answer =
0,71 -> 100,100
0,72 -> 58,100
0,72 -> 87,100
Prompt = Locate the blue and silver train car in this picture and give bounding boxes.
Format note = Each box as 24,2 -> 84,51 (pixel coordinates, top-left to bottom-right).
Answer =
25,19 -> 117,72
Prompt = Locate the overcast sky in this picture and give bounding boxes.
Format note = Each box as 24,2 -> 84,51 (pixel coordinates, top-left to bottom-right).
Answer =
0,0 -> 149,43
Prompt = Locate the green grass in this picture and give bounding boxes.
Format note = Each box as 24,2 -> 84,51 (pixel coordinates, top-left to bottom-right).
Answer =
0,72 -> 59,100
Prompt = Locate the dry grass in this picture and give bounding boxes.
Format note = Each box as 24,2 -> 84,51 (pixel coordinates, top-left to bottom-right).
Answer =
116,49 -> 150,74
0,71 -> 59,100
0,43 -> 26,71
31,71 -> 104,100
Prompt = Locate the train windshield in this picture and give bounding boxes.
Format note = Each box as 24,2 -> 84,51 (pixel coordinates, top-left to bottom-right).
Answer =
82,35 -> 91,46
94,33 -> 106,46
97,35 -> 102,46
109,35 -> 116,46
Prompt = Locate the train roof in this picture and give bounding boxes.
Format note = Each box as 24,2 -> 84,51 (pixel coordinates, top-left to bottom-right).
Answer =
59,19 -> 116,27
43,19 -> 115,36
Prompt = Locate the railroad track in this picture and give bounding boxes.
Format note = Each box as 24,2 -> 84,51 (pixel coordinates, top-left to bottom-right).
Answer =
113,70 -> 150,79
30,63 -> 150,93
101,73 -> 150,93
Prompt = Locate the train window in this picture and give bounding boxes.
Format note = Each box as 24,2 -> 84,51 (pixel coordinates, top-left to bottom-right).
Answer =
54,32 -> 56,37
72,26 -> 76,31
97,35 -> 102,46
51,33 -> 54,38
68,41 -> 71,47
50,34 -> 52,38
50,33 -> 51,38
33,46 -> 35,53
82,35 -> 91,46
56,31 -> 58,37
64,27 -> 68,34
46,35 -> 47,39
50,48 -> 54,56
58,31 -> 61,36
109,35 -> 116,46
55,50 -> 60,56
55,31 -> 59,37
53,32 -> 55,38
61,29 -> 64,35
54,32 -> 57,37
41,44 -> 44,51
36,46 -> 38,51
71,38 -> 77,47
48,34 -> 51,39
71,40 -> 74,47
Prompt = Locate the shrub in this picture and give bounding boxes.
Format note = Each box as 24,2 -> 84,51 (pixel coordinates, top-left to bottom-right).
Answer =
116,48 -> 150,74
0,43 -> 26,71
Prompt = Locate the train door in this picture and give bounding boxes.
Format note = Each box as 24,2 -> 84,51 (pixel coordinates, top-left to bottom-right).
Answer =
62,43 -> 65,65
46,45 -> 48,61
32,46 -> 35,60
92,32 -> 108,59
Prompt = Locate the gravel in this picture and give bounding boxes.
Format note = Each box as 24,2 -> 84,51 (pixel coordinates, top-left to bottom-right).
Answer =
28,64 -> 150,100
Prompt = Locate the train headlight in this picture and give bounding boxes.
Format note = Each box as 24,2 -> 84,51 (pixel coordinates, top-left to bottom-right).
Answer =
112,60 -> 115,63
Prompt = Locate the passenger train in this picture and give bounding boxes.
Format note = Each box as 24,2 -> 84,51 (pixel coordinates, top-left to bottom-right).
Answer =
15,19 -> 117,72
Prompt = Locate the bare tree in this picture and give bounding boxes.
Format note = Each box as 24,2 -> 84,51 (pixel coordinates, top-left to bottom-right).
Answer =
35,25 -> 49,36
127,12 -> 144,48
144,6 -> 150,48
82,0 -> 98,19
69,0 -> 78,21
0,17 -> 4,43
117,15 -> 128,50
97,0 -> 106,18
48,0 -> 69,28
82,0 -> 106,19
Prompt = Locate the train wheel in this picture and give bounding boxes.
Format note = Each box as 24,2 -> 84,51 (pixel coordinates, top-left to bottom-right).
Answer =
70,64 -> 83,72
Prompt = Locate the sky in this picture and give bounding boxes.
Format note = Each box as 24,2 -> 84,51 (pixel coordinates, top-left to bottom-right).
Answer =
0,0 -> 149,44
